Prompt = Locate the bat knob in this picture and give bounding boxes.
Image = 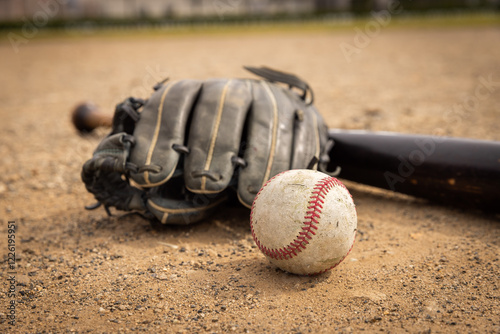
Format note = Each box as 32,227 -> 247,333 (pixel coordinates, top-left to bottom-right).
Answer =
71,102 -> 111,133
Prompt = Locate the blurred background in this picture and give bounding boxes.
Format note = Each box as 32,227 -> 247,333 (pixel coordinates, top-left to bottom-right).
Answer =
0,0 -> 498,26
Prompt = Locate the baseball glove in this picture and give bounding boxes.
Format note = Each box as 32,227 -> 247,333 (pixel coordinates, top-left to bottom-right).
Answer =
82,66 -> 332,224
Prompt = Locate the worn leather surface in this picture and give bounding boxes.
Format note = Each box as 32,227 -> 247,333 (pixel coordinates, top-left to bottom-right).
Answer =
130,77 -> 327,207
82,67 -> 329,224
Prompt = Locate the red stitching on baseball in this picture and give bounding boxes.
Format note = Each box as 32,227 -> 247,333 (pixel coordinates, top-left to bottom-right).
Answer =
250,172 -> 356,270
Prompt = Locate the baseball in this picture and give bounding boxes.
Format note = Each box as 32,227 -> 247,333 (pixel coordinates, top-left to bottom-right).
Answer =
250,169 -> 357,275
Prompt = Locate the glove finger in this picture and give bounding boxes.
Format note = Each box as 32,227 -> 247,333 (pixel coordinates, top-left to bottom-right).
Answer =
130,80 -> 202,187
237,81 -> 296,208
290,104 -> 328,170
82,132 -> 146,212
184,79 -> 252,194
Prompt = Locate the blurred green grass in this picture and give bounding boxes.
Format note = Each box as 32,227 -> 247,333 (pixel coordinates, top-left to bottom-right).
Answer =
2,10 -> 499,42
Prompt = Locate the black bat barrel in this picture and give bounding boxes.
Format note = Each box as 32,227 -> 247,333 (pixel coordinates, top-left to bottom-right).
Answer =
327,129 -> 500,213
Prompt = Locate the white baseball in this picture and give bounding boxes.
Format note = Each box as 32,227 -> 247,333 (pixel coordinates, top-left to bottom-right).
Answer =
250,169 -> 357,275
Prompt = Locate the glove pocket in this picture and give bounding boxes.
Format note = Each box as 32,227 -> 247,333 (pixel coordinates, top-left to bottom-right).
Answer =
145,185 -> 227,225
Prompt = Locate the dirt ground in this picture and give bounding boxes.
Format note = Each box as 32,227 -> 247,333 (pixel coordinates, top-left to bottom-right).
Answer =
1,22 -> 499,333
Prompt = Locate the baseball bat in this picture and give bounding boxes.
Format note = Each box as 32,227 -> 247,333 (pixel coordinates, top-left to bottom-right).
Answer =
71,104 -> 500,212
72,102 -> 112,133
327,130 -> 500,213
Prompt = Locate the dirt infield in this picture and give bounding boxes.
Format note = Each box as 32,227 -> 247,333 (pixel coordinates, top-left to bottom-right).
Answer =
1,23 -> 499,333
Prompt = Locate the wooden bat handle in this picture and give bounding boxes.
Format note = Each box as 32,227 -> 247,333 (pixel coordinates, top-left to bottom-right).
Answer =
72,102 -> 112,133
